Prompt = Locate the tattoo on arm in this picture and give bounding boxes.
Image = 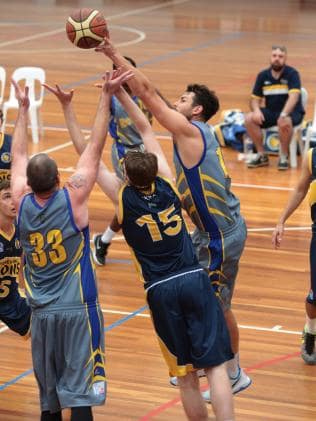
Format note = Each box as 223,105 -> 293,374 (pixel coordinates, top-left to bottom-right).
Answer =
68,174 -> 87,189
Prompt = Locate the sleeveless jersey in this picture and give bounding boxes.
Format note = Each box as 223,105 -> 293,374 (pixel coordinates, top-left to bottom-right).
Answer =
117,177 -> 200,288
173,120 -> 242,236
109,96 -> 151,146
0,132 -> 12,182
17,188 -> 98,309
0,223 -> 22,313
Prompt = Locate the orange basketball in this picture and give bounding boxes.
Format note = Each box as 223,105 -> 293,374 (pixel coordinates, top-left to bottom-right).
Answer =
66,8 -> 109,49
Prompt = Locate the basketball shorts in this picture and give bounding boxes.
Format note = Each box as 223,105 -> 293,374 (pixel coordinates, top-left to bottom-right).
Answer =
307,227 -> 316,305
260,107 -> 304,129
111,142 -> 144,180
31,303 -> 106,413
146,268 -> 233,377
191,217 -> 247,311
0,293 -> 31,336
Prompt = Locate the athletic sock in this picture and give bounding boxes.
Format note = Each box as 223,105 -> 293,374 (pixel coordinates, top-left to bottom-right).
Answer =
41,411 -> 62,421
101,227 -> 116,244
226,353 -> 240,379
71,406 -> 93,421
305,316 -> 316,334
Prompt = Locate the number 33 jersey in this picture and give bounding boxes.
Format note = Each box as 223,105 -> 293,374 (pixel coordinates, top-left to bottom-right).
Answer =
117,177 -> 200,288
17,188 -> 98,309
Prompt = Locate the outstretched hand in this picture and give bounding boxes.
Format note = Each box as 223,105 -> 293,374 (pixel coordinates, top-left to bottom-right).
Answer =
95,37 -> 116,57
101,69 -> 134,95
43,83 -> 74,106
12,79 -> 30,110
272,223 -> 284,249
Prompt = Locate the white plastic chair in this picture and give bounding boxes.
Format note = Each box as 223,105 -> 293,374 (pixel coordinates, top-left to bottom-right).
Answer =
303,99 -> 316,153
0,66 -> 6,106
2,67 -> 45,144
264,87 -> 308,168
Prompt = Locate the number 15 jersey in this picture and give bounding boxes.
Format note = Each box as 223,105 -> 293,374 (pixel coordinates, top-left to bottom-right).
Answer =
17,188 -> 98,309
117,177 -> 200,289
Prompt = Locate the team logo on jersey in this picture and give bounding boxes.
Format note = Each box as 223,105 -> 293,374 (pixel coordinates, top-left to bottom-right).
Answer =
0,242 -> 3,253
1,152 -> 11,164
15,238 -> 21,249
264,80 -> 271,85
280,79 -> 288,85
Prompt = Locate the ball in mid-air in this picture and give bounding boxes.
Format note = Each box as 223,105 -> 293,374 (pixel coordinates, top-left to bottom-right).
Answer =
66,8 -> 109,49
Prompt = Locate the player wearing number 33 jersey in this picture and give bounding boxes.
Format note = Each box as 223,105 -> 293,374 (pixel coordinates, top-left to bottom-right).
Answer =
17,187 -> 106,411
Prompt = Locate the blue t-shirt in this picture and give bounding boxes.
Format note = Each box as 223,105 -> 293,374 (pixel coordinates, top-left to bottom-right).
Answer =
252,65 -> 304,115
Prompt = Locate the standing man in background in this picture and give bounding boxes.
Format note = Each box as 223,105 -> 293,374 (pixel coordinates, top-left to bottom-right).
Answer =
272,148 -> 316,363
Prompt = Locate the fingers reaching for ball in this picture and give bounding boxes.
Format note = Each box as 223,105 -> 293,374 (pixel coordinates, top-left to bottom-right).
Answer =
98,69 -> 134,95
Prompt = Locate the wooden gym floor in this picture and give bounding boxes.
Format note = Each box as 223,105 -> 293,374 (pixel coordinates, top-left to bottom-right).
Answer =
1,0 -> 316,419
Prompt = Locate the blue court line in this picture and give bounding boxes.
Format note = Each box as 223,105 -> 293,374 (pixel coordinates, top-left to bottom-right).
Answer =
0,304 -> 148,391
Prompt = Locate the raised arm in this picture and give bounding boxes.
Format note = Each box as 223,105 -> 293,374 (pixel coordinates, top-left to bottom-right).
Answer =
43,84 -> 87,156
114,87 -> 174,180
95,39 -> 199,143
10,80 -> 30,210
272,151 -> 312,248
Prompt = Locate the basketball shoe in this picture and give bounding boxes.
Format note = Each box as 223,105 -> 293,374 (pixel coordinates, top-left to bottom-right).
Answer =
301,329 -> 316,365
202,368 -> 252,403
93,234 -> 110,266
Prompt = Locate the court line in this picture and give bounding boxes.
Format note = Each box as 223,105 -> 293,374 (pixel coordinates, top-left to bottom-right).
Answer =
0,304 -> 147,391
0,26 -> 146,54
0,0 -> 190,49
0,305 -> 303,391
138,351 -> 301,420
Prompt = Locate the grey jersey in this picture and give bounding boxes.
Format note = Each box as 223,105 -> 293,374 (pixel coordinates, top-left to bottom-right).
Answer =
18,188 -> 98,309
173,120 -> 242,235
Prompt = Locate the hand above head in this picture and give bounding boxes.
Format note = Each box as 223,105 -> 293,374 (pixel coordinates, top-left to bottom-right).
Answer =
11,79 -> 30,110
43,83 -> 74,106
101,69 -> 134,95
95,37 -> 117,58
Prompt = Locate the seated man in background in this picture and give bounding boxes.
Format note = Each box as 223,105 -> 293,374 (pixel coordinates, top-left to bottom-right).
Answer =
245,45 -> 304,170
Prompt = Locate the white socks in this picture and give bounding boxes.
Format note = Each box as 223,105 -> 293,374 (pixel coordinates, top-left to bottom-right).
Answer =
226,353 -> 240,379
305,316 -> 316,334
101,227 -> 116,244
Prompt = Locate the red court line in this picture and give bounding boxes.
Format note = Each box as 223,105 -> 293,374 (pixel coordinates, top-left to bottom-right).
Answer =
138,351 -> 300,420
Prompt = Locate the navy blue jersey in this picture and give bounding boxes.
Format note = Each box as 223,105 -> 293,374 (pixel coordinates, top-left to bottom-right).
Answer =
308,148 -> 316,223
0,132 -> 12,182
252,65 -> 304,115
0,223 -> 22,313
117,177 -> 200,288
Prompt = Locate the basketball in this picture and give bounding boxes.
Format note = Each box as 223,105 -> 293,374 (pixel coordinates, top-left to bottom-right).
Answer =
66,8 -> 109,49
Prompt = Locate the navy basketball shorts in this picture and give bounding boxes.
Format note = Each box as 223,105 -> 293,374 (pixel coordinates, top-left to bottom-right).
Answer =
146,269 -> 233,377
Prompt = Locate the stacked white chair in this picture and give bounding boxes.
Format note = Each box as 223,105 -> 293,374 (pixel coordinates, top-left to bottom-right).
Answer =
0,66 -> 6,106
2,67 -> 45,144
